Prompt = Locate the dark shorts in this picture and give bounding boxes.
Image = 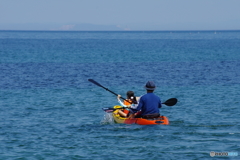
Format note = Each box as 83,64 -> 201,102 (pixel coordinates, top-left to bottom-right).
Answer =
128,108 -> 138,114
137,113 -> 160,119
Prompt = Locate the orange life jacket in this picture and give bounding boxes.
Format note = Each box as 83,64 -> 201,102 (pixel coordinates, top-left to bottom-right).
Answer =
124,100 -> 132,106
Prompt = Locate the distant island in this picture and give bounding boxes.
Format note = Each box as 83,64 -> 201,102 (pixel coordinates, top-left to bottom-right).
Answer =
0,23 -> 130,31
0,23 -> 239,31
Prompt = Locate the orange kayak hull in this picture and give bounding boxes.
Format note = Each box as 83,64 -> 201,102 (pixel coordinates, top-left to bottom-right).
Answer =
113,108 -> 169,125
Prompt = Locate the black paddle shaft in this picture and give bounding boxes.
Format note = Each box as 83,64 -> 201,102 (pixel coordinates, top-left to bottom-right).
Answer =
88,79 -> 130,102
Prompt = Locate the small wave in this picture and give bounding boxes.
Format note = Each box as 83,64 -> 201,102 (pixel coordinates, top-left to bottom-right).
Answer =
101,112 -> 115,124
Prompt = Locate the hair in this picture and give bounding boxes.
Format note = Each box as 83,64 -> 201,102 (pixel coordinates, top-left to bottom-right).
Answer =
126,91 -> 137,104
126,91 -> 134,98
146,90 -> 154,93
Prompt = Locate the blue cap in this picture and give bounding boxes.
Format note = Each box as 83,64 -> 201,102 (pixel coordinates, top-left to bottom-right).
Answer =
144,81 -> 156,90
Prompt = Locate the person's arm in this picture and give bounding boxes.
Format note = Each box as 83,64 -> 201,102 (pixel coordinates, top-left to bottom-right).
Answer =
130,96 -> 141,109
118,99 -> 127,107
130,103 -> 138,109
117,95 -> 127,107
136,97 -> 143,111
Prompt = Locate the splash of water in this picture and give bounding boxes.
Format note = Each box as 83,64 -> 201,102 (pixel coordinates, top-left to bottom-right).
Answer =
101,112 -> 115,124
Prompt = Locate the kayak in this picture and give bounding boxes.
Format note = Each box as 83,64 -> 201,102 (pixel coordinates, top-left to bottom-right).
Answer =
89,79 -> 177,125
112,106 -> 169,125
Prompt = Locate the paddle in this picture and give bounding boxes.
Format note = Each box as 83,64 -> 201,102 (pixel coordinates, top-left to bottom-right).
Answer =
88,79 -> 178,112
102,98 -> 178,112
162,98 -> 178,106
88,79 -> 131,103
102,106 -> 124,113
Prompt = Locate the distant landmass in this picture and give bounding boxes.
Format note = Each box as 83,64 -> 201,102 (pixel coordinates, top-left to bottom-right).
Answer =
0,22 -> 239,31
0,23 -> 128,31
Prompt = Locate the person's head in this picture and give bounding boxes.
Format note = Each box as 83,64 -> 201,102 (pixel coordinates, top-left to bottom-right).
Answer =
144,81 -> 156,92
126,91 -> 135,99
126,91 -> 137,104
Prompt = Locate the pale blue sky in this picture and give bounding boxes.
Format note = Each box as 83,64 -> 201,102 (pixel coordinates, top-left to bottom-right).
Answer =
0,0 -> 240,30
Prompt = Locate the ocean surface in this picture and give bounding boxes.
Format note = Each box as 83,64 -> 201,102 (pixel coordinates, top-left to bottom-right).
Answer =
0,30 -> 239,159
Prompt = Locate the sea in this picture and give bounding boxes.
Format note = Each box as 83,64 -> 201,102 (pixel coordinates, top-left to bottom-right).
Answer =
0,30 -> 239,160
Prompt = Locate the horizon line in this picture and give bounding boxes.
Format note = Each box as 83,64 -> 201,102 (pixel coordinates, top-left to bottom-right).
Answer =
1,29 -> 240,32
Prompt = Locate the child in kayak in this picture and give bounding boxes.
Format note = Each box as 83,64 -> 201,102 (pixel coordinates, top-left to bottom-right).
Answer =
116,91 -> 139,117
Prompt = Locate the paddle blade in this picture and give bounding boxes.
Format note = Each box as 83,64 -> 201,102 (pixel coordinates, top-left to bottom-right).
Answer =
88,79 -> 105,88
102,108 -> 115,113
162,98 -> 178,106
102,106 -> 124,112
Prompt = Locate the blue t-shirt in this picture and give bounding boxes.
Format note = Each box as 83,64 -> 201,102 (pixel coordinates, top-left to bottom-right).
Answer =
136,93 -> 162,116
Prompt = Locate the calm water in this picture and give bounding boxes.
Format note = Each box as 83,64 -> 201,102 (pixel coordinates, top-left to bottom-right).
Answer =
0,31 -> 240,159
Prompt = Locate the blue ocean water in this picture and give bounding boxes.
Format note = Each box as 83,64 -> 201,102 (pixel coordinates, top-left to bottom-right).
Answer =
0,30 -> 240,159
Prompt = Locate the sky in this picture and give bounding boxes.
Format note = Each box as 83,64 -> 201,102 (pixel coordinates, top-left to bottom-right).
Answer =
0,0 -> 240,30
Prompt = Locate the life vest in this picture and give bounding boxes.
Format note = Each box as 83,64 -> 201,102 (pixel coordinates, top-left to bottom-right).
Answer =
124,100 -> 132,106
122,109 -> 130,115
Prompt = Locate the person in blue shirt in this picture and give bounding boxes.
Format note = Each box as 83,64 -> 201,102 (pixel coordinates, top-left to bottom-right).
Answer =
135,81 -> 162,118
